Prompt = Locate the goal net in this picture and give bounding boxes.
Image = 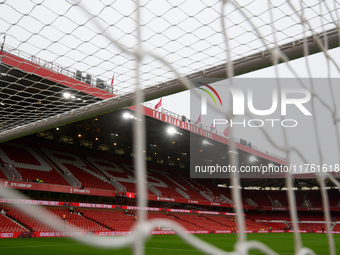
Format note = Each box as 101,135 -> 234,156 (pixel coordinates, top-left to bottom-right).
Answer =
0,0 -> 340,255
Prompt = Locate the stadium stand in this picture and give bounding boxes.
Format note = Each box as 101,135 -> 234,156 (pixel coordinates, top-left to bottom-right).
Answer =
202,215 -> 235,230
3,206 -> 110,232
268,191 -> 288,207
1,140 -> 340,236
0,143 -> 69,186
299,223 -> 326,232
41,148 -> 116,190
167,175 -> 207,201
242,190 -> 272,207
4,205 -> 56,232
332,223 -> 340,232
149,170 -> 189,198
80,209 -> 136,231
262,222 -> 287,230
0,210 -> 27,233
51,209 -> 110,232
170,214 -> 209,231
1,202 -> 340,234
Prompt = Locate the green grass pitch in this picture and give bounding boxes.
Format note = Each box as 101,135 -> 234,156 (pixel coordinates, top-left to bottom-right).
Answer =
0,233 -> 338,254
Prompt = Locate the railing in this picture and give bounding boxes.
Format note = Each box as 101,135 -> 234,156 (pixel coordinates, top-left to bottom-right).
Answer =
175,188 -> 190,199
0,165 -> 15,180
5,164 -> 22,181
2,45 -> 114,94
147,184 -> 162,196
110,178 -> 126,192
142,102 -> 287,163
246,198 -> 258,207
199,191 -> 213,202
220,194 -> 233,204
63,171 -> 81,188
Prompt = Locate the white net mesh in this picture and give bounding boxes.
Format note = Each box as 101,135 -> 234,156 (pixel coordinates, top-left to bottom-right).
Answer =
1,0 -> 340,254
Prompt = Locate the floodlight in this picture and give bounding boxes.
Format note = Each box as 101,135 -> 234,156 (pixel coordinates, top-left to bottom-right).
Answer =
63,92 -> 71,99
123,112 -> 131,119
249,155 -> 258,162
167,127 -> 176,135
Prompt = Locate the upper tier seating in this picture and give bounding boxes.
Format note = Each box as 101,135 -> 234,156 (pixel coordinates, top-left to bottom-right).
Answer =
1,140 -> 340,210
41,149 -> 117,190
243,190 -> 273,207
0,143 -> 69,186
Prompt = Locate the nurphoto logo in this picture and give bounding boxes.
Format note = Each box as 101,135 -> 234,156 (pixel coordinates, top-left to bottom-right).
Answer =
198,82 -> 312,128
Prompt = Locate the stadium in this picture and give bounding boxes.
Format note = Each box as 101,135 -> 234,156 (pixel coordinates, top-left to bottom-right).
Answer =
1,1 -> 340,255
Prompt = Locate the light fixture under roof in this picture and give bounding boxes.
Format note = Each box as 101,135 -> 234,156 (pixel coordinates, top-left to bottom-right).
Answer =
249,155 -> 258,162
228,150 -> 239,154
63,92 -> 71,99
167,127 -> 176,135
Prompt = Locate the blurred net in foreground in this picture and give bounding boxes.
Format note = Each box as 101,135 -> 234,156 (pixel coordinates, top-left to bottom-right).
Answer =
1,1 -> 340,255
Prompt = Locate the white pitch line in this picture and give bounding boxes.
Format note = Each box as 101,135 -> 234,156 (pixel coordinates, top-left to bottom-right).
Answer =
0,243 -> 199,252
0,242 -> 298,255
0,243 -> 81,249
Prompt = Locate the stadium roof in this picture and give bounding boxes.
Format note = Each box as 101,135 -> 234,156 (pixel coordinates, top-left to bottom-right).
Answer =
0,46 -> 284,162
2,47 -> 339,189
1,44 -> 340,191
